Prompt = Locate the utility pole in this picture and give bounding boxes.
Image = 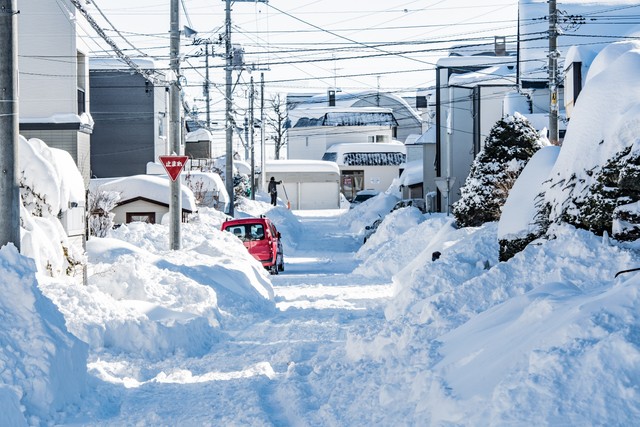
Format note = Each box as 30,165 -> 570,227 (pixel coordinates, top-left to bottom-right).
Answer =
260,72 -> 266,193
225,0 -> 234,216
224,0 -> 267,215
204,43 -> 211,129
0,0 -> 20,250
249,76 -> 255,200
169,0 -> 182,249
548,0 -> 559,145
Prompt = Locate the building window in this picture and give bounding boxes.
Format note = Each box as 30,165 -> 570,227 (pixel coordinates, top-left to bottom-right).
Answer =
158,116 -> 165,137
126,212 -> 156,224
77,89 -> 86,115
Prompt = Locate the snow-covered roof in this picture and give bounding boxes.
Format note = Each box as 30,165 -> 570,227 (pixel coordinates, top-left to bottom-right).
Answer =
186,128 -> 213,142
399,159 -> 423,186
404,134 -> 420,145
289,90 -> 424,124
414,126 -> 436,145
448,65 -> 517,87
90,57 -> 157,71
93,174 -> 197,211
325,141 -> 406,155
293,108 -> 397,128
20,112 -> 94,128
437,55 -> 515,69
265,159 -> 340,175
324,142 -> 406,166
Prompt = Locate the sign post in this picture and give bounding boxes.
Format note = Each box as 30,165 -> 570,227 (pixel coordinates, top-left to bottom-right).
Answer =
160,155 -> 188,181
160,155 -> 189,250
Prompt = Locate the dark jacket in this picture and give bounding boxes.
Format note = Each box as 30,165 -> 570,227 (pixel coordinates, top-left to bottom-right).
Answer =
268,179 -> 281,194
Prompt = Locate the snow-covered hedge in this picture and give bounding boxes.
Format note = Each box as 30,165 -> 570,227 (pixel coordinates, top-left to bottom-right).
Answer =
452,113 -> 542,228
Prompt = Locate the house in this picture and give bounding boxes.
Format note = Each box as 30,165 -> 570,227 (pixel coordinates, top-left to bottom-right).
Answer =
403,126 -> 437,199
90,175 -> 196,225
17,0 -> 93,185
434,43 -> 517,212
147,161 -> 230,213
321,142 -> 406,200
89,58 -> 171,178
265,160 -> 341,210
287,106 -> 398,160
17,0 -> 94,257
288,90 -> 425,145
518,0 -> 640,130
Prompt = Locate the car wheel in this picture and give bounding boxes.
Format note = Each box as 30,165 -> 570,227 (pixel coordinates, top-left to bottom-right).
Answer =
270,264 -> 278,275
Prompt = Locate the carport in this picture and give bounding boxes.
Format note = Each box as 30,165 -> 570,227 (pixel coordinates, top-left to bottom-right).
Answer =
265,160 -> 341,210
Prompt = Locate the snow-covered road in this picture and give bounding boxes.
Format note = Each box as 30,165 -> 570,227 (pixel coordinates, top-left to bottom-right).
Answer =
75,209 -> 394,425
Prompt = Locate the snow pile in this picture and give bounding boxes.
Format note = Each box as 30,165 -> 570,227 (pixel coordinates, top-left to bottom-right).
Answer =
354,212 -> 450,279
19,136 -> 86,276
355,206 -> 425,259
498,146 -> 560,240
348,219 -> 640,425
339,192 -> 400,233
0,245 -> 87,426
235,196 -> 304,252
39,211 -> 276,360
543,43 -> 640,228
94,174 -> 197,213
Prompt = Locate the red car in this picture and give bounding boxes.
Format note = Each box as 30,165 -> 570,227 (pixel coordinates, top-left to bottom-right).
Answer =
221,216 -> 284,275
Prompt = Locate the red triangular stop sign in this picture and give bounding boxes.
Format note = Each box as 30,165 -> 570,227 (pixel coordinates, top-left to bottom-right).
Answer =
159,155 -> 189,181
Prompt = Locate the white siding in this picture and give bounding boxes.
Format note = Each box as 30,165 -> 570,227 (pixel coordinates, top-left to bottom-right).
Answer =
18,0 -> 78,118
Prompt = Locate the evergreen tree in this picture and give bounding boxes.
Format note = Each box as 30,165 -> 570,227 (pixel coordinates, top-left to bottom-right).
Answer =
453,114 -> 542,228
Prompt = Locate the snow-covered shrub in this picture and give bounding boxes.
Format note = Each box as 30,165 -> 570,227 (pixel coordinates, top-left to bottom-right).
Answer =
573,148 -> 629,235
453,113 -> 542,228
88,189 -> 120,237
18,137 -> 87,276
542,141 -> 640,241
233,173 -> 251,205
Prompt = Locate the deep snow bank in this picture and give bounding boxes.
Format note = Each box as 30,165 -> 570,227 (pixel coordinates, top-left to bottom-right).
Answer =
0,244 -> 87,425
348,216 -> 640,425
39,205 -> 277,361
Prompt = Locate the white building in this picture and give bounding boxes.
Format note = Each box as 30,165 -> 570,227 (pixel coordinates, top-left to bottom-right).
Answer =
18,0 -> 94,185
265,160 -> 341,210
322,142 -> 406,200
287,107 -> 398,160
434,50 -> 517,212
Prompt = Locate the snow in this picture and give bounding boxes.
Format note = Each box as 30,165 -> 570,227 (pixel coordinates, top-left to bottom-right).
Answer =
6,170 -> 640,424
544,43 -> 640,222
448,65 -> 516,87
265,159 -> 340,174
398,159 -> 423,187
6,36 -> 640,427
498,146 -> 560,240
91,174 -> 198,212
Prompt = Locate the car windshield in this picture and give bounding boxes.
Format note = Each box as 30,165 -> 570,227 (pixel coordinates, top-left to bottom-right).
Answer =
224,223 -> 265,241
353,193 -> 376,203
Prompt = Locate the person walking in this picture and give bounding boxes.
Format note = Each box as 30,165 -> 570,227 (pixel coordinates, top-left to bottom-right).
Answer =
268,177 -> 282,206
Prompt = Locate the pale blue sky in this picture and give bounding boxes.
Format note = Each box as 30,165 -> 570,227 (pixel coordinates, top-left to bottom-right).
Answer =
84,0 -> 519,96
